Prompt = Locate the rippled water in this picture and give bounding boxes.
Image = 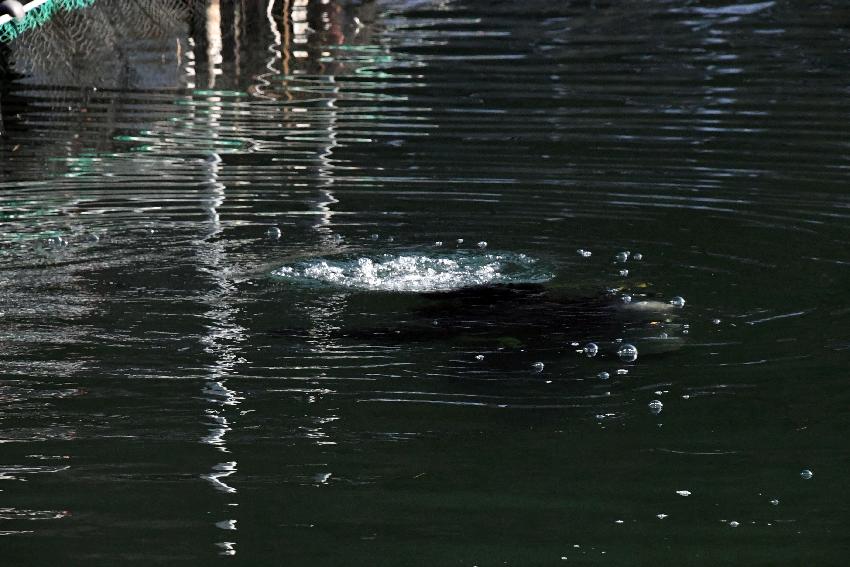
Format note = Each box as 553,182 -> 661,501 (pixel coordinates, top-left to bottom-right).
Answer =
1,0 -> 849,563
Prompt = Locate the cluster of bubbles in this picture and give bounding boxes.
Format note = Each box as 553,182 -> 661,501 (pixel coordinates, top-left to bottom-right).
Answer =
581,342 -> 639,363
522,338 -> 655,408
274,238 -> 694,418
361,235 -> 503,252
461,248 -> 811,522
613,250 -> 643,263
615,483 -> 815,529
33,231 -> 100,250
576,249 -> 645,262
45,235 -> 69,248
719,470 -> 813,527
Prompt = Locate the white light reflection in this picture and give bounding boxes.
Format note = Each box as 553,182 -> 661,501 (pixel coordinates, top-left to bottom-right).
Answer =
206,0 -> 223,88
256,0 -> 355,449
249,0 -> 283,99
196,4 -> 244,556
202,460 -> 238,494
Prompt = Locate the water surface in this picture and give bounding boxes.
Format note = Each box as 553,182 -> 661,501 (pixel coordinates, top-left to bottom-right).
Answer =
1,0 -> 849,564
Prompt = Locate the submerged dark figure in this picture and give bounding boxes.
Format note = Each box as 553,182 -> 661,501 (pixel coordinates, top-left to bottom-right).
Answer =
338,283 -> 683,360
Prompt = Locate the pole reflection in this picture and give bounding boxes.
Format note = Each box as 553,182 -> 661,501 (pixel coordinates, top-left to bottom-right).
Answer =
194,2 -> 245,556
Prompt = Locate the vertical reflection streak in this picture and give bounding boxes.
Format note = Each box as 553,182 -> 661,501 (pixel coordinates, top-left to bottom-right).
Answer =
250,0 -> 282,99
282,0 -> 292,80
198,3 -> 242,557
233,0 -> 242,81
297,0 -> 344,451
315,92 -> 340,242
206,0 -> 223,88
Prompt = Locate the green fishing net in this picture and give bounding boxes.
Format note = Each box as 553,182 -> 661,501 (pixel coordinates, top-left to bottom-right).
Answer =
0,0 -> 96,43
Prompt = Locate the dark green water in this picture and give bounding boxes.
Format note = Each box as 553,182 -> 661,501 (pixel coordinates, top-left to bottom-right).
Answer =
1,0 -> 849,564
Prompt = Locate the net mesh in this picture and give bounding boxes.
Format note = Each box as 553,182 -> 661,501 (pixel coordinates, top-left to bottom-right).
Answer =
0,0 -> 98,43
4,0 -> 207,87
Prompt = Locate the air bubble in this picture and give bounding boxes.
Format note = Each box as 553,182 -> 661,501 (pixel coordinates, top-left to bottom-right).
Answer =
656,514 -> 668,520
617,343 -> 638,363
532,362 -> 545,372
266,226 -> 282,239
800,469 -> 813,480
456,238 -> 464,245
712,318 -> 721,325
475,354 -> 484,361
670,296 -> 686,308
616,368 -> 628,375
598,371 -> 610,380
649,400 -> 664,415
770,499 -> 779,506
434,241 -> 443,247
619,269 -> 629,277
46,236 -> 69,248
632,253 -> 643,261
584,343 -> 599,357
576,249 -> 592,258
729,521 -> 739,528
370,233 -> 380,240
621,295 -> 632,304
615,251 -> 630,262
477,241 -> 488,249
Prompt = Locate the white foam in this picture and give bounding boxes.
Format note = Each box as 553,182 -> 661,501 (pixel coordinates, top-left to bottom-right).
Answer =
273,252 -> 550,292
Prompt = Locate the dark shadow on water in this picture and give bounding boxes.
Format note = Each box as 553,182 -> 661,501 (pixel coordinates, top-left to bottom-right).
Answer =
267,283 -> 684,365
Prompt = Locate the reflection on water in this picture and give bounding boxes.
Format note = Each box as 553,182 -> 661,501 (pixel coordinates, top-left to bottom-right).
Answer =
2,0 -> 850,563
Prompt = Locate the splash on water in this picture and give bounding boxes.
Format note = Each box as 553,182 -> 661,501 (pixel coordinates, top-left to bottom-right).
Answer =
272,251 -> 552,292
